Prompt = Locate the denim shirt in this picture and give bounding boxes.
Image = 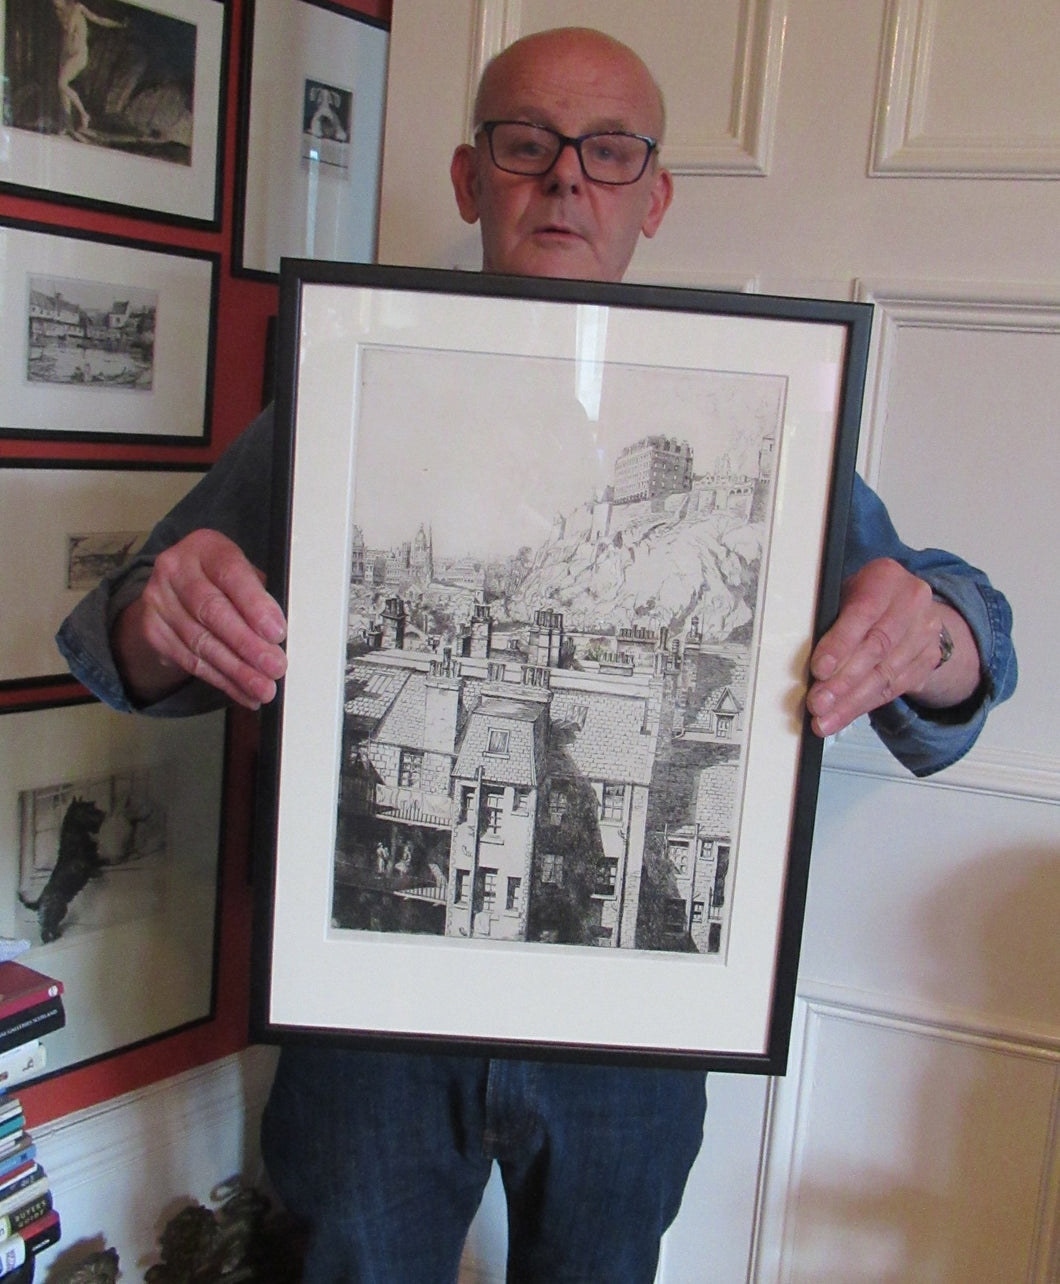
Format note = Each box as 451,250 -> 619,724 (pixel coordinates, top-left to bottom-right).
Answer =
56,407 -> 1017,778
841,473 -> 1016,774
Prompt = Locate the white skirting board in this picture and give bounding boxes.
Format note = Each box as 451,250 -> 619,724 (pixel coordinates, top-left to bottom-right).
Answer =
28,1044 -> 280,1277
25,1044 -> 519,1282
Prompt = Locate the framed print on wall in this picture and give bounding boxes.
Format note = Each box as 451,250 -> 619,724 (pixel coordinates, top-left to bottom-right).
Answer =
233,0 -> 388,279
0,0 -> 227,228
0,218 -> 218,443
0,463 -> 207,687
0,697 -> 226,1076
251,263 -> 871,1073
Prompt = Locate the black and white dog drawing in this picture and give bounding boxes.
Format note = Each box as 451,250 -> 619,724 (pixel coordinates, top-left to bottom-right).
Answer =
19,797 -> 108,943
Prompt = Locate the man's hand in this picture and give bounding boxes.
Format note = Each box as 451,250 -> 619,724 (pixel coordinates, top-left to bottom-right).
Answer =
807,558 -> 982,738
112,529 -> 288,710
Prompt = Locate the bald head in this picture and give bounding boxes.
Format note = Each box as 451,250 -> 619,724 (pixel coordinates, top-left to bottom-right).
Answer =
473,27 -> 667,143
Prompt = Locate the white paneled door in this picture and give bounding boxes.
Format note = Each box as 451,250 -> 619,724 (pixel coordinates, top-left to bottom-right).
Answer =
377,3 -> 1060,1279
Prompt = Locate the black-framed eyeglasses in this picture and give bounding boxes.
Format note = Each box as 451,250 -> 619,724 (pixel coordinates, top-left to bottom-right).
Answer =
477,121 -> 658,186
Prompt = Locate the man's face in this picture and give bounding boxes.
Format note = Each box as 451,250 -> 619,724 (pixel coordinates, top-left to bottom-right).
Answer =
451,30 -> 673,284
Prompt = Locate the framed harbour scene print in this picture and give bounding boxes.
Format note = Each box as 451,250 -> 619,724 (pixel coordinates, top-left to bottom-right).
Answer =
0,218 -> 217,443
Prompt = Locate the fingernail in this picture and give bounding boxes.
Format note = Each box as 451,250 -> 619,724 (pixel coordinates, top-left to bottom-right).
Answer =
261,614 -> 287,644
808,687 -> 835,715
261,651 -> 287,679
813,653 -> 837,679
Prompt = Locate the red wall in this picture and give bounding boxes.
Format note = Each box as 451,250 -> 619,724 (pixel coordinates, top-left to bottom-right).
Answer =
1,0 -> 392,1123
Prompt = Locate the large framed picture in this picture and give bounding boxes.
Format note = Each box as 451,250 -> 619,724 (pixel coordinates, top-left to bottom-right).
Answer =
0,462 -> 208,687
0,697 -> 226,1075
251,263 -> 871,1072
0,218 -> 218,443
0,0 -> 227,227
232,0 -> 388,279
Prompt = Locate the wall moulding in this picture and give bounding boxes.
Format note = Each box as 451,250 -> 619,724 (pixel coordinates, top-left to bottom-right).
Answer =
824,726 -> 1060,807
855,277 -> 1060,488
30,1048 -> 278,1270
835,278 -> 1060,798
465,0 -> 787,175
796,988 -> 1060,1084
755,993 -> 1060,1284
38,1048 -> 275,1190
871,0 -> 1060,178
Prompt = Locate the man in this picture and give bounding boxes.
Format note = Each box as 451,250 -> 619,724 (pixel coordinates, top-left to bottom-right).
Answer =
58,27 -> 1015,1282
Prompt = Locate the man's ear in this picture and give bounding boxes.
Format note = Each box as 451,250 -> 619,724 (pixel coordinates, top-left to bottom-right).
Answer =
640,166 -> 674,239
450,144 -> 482,225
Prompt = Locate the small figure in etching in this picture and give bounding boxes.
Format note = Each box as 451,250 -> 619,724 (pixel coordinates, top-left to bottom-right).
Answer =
394,841 -> 413,877
51,0 -> 124,134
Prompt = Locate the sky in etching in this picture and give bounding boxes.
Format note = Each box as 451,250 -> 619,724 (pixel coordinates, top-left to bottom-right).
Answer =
352,345 -> 784,558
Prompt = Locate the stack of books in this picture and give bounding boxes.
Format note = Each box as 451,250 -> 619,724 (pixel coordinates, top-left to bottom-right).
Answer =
0,961 -> 66,1278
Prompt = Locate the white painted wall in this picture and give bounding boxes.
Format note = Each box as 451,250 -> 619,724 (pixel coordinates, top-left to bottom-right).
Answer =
377,3 -> 1060,1281
30,1047 -> 277,1278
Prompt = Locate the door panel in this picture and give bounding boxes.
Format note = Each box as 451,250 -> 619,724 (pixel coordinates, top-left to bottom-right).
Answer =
377,3 -> 1059,1278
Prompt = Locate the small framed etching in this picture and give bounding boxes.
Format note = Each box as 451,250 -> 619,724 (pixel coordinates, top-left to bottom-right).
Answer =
0,217 -> 217,443
233,0 -> 388,279
0,0 -> 227,227
0,697 -> 226,1075
0,463 -> 207,686
251,263 -> 871,1072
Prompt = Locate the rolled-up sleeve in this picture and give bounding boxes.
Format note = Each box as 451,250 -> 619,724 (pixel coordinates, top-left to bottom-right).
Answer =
55,407 -> 276,717
843,474 -> 1017,776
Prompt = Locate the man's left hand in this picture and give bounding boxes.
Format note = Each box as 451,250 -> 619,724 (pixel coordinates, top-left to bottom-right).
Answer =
807,558 -> 982,737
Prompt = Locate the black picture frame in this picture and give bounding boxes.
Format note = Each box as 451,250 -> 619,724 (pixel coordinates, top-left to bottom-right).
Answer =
0,460 -> 209,687
0,693 -> 227,1077
0,0 -> 229,229
232,0 -> 389,280
251,262 -> 871,1073
0,216 -> 219,444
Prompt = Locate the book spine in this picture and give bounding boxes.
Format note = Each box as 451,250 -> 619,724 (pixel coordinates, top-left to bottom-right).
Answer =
0,1193 -> 52,1245
0,1042 -> 46,1094
0,1118 -> 23,1145
0,984 -> 61,1027
0,1162 -> 38,1202
0,1176 -> 44,1217
0,1237 -> 24,1277
0,1145 -> 36,1181
20,1208 -> 60,1256
0,1135 -> 28,1163
0,1002 -> 64,1055
0,1178 -> 49,1224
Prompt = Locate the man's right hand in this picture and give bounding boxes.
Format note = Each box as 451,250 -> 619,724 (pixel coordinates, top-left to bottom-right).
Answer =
112,528 -> 288,710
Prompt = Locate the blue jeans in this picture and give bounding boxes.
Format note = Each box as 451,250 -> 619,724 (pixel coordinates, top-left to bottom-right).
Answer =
261,1046 -> 706,1282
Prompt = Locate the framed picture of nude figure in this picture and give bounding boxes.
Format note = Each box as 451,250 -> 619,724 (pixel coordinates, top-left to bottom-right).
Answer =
0,0 -> 227,227
251,262 -> 871,1073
